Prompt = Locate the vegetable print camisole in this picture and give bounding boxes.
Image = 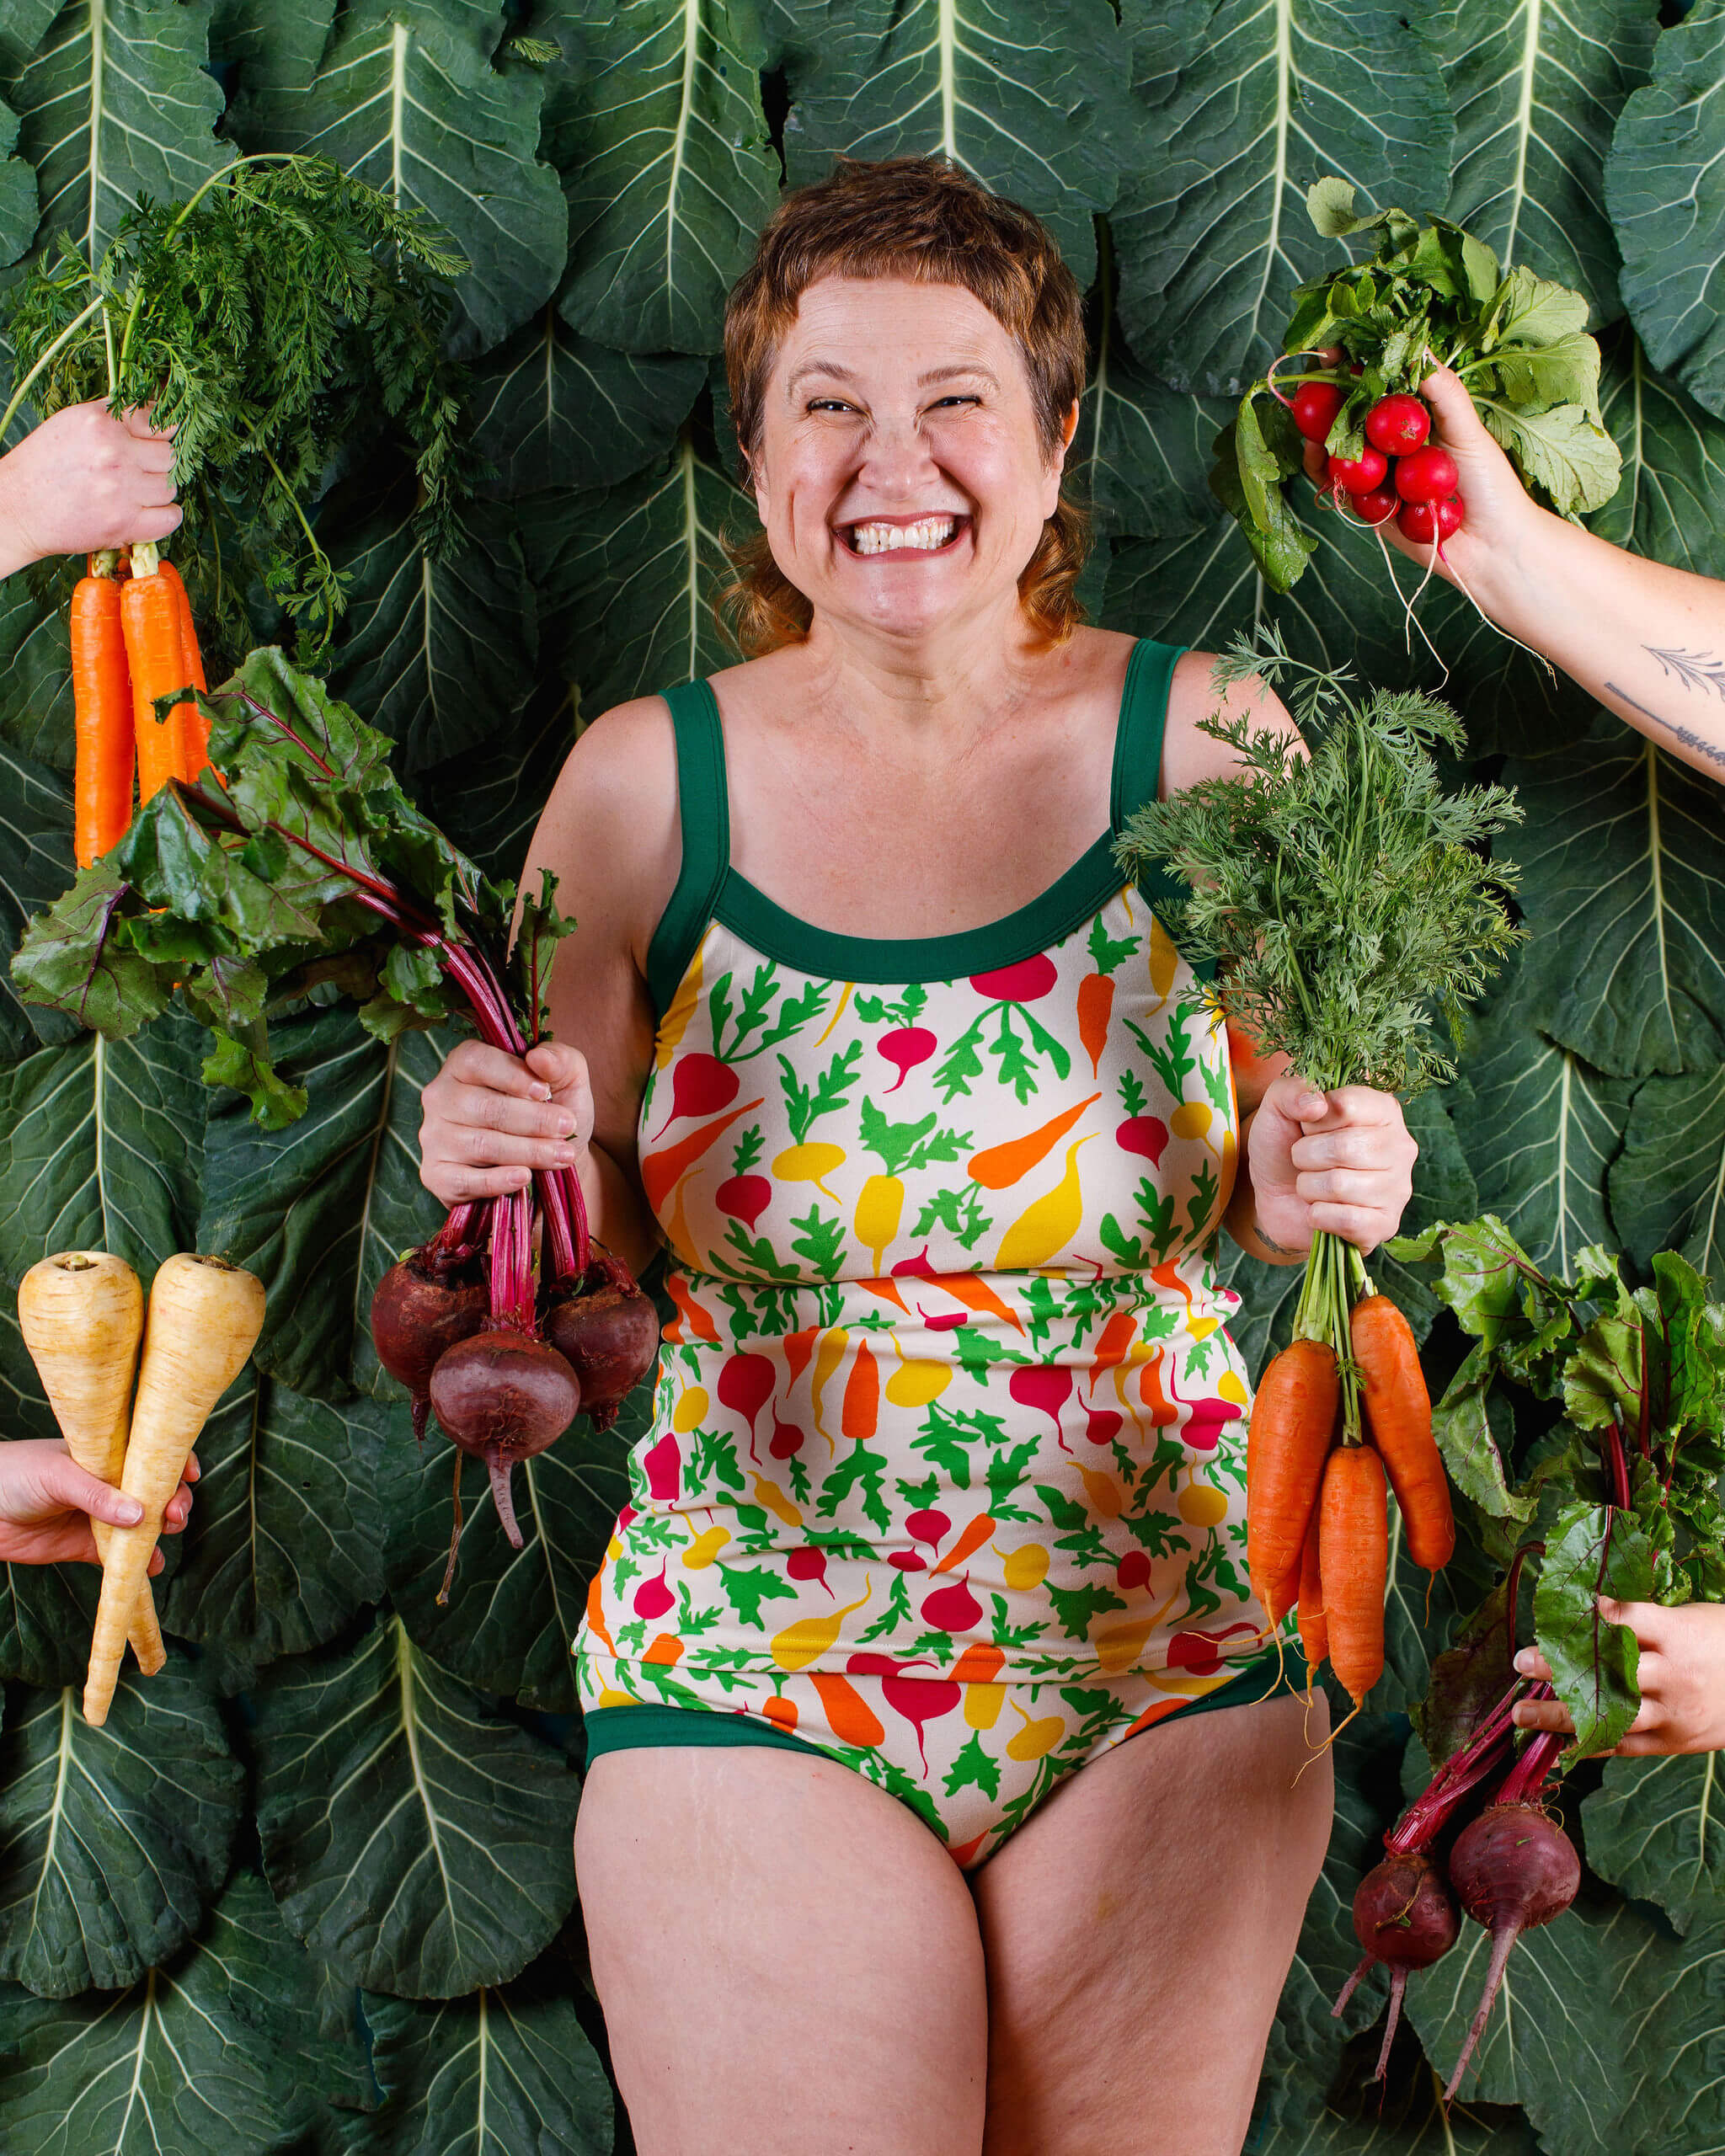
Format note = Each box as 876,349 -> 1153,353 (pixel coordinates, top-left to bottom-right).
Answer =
574,638 -> 1270,1865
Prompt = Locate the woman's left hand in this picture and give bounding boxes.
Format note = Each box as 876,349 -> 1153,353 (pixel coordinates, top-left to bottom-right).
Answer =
1246,1074 -> 1418,1255
1513,1601 -> 1725,1755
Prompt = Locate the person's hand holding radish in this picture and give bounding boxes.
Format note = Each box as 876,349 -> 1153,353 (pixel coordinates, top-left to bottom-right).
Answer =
0,400 -> 180,580
419,1038 -> 595,1205
0,1438 -> 195,1570
1511,1601 -> 1725,1756
1231,1072 -> 1418,1262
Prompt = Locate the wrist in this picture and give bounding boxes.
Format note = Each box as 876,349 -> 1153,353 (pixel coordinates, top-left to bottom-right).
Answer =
0,462 -> 39,579
1461,498 -> 1568,632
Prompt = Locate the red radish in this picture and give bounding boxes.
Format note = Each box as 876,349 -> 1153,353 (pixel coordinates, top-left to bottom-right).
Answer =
1086,1406 -> 1122,1444
541,1251 -> 660,1430
1291,380 -> 1344,441
1332,1852 -> 1460,2081
1393,445 -> 1458,503
878,1027 -> 937,1092
921,1574 -> 983,1631
768,1408 -> 805,1460
880,1668 -> 960,1769
371,1250 -> 488,1441
1117,1549 -> 1151,1592
715,1173 -> 772,1228
429,1329 -> 580,1552
1443,1772 -> 1580,2098
649,1051 -> 738,1139
787,1546 -> 831,1596
1010,1364 -> 1073,1449
1115,1115 -> 1168,1164
969,954 -> 1057,1002
1326,446 -> 1387,494
633,1560 -> 674,1620
889,1550 -> 927,1571
1365,394 -> 1430,456
1339,483 -> 1398,527
1167,1621 -> 1257,1673
906,1507 -> 950,1554
1397,495 -> 1464,545
643,1431 -> 681,1502
716,1350 -> 775,1458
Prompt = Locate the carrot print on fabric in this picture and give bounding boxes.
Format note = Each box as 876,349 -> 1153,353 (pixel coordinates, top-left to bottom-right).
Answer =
994,1138 -> 1092,1269
640,1097 -> 763,1215
969,1092 -> 1100,1190
1076,973 -> 1113,1078
841,1340 -> 879,1439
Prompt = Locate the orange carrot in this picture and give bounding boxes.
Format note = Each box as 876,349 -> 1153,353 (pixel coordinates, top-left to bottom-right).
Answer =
1318,1444 -> 1387,1707
762,1694 -> 798,1734
921,1271 -> 1026,1334
71,555 -> 134,866
120,546 -> 191,803
1140,1346 -> 1178,1425
1246,1338 -> 1338,1625
841,1340 -> 879,1439
968,1094 -> 1100,1190
639,1098 -> 762,1215
931,1511 -> 996,1574
1296,1509 -> 1327,1673
157,559 -> 208,781
1353,1294 -> 1455,1573
949,1641 -> 1007,1684
1076,973 -> 1114,1078
1087,1309 -> 1138,1396
810,1670 -> 886,1747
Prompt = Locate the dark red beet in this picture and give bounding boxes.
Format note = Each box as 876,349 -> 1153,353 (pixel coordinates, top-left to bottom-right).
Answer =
371,1255 -> 488,1441
1332,1851 -> 1460,2079
542,1253 -> 660,1429
1442,1802 -> 1581,2098
428,1331 -> 580,1586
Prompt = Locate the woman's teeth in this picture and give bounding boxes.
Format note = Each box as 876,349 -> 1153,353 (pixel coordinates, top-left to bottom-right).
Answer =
846,516 -> 959,554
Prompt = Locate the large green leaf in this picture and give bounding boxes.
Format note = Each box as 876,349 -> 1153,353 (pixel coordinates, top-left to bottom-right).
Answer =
1112,0 -> 1452,396
254,1611 -> 582,1999
0,3 -> 60,80
208,0 -> 336,91
1605,0 -> 1725,423
1616,1903 -> 1725,2156
0,739 -> 77,1060
1257,2091 -> 1540,2153
157,1371 -> 400,1687
1076,259 -> 1216,544
1607,1067 -> 1725,1289
0,1322 -> 103,1692
198,1006 -> 425,1402
0,93 -> 36,269
1582,1752 -> 1725,1937
4,0 -> 227,264
1592,328 -> 1725,580
350,1971 -> 613,2154
1435,0 -> 1655,328
419,686 -> 578,890
0,1660 -> 242,1998
473,307 -> 704,494
0,563 -> 74,771
1508,713 -> 1725,1076
0,1871 -> 365,2154
1450,958 -> 1635,1282
387,1391 -> 642,1711
547,0 -> 777,355
526,425 -> 748,709
231,0 -> 568,357
0,1016 -> 206,1294
323,493 -> 540,778
777,0 -> 1130,289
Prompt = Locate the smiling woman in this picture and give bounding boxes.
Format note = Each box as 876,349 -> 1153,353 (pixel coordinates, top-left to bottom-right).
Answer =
414,157 -> 1420,2156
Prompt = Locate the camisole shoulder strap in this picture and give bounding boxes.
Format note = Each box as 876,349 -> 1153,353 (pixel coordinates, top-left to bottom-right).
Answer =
644,678 -> 730,1021
1109,634 -> 1186,836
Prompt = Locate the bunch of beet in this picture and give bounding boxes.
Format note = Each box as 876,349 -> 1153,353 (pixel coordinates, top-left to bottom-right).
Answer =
1289,378 -> 1464,550
372,1187 -> 659,1600
1334,1679 -> 1578,2098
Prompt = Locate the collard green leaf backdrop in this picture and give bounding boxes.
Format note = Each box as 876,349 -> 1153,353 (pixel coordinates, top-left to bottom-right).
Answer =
1,2 -> 1723,2150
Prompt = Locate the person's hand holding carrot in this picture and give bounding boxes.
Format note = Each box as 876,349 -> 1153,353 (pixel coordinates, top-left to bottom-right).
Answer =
1512,1601 -> 1725,1755
0,399 -> 181,579
1241,1073 -> 1418,1258
0,1438 -> 195,1571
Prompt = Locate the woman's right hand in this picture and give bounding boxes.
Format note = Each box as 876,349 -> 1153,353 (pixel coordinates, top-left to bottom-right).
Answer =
419,1038 -> 594,1205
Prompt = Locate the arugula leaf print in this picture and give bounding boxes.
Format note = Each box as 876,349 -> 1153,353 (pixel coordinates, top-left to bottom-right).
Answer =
911,1186 -> 994,1251
720,1566 -> 798,1630
935,956 -> 1071,1105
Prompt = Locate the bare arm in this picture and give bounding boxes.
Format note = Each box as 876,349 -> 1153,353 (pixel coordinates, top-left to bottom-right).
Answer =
418,697 -> 678,1278
1304,365 -> 1725,782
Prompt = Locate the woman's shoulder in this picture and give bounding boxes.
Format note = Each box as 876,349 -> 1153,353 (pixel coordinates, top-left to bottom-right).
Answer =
1162,646 -> 1302,794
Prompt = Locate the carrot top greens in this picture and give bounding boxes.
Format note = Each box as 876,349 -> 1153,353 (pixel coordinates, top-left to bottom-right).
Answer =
1114,629 -> 1521,1099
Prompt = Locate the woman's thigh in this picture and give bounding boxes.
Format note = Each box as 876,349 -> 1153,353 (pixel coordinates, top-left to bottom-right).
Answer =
972,1689 -> 1333,2156
576,1744 -> 990,2156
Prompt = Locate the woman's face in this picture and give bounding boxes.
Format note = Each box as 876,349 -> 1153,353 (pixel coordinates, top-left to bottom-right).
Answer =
750,276 -> 1075,647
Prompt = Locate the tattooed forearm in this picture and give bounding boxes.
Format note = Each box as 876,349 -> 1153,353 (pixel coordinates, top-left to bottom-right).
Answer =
1646,646 -> 1725,701
1605,680 -> 1725,772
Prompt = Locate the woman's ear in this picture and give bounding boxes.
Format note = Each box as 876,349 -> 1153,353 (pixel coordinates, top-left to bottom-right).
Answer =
1048,399 -> 1080,482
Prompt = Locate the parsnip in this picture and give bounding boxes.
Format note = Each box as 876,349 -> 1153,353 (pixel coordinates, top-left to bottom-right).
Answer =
18,1251 -> 165,1674
83,1254 -> 264,1726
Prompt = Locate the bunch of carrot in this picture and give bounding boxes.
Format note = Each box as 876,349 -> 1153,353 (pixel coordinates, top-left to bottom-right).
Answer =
16,1247 -> 264,1725
1247,1238 -> 1455,1710
72,542 -> 210,867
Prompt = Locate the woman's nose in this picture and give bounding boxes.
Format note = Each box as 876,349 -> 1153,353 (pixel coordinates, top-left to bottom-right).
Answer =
857,412 -> 942,494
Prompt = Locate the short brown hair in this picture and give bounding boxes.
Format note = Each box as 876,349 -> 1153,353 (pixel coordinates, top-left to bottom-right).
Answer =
719,157 -> 1089,657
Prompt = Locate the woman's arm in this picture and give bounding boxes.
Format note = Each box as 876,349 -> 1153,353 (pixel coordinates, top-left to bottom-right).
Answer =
1306,364 -> 1725,782
1513,1599 -> 1725,1756
0,401 -> 181,579
417,699 -> 680,1278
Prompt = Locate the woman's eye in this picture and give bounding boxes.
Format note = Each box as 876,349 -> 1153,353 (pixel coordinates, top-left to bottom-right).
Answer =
807,398 -> 853,414
930,395 -> 980,410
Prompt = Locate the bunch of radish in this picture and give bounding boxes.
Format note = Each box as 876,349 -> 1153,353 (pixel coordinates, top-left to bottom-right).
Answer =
1290,378 -> 1463,550
1335,1679 -> 1578,2097
19,1248 -> 265,1726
